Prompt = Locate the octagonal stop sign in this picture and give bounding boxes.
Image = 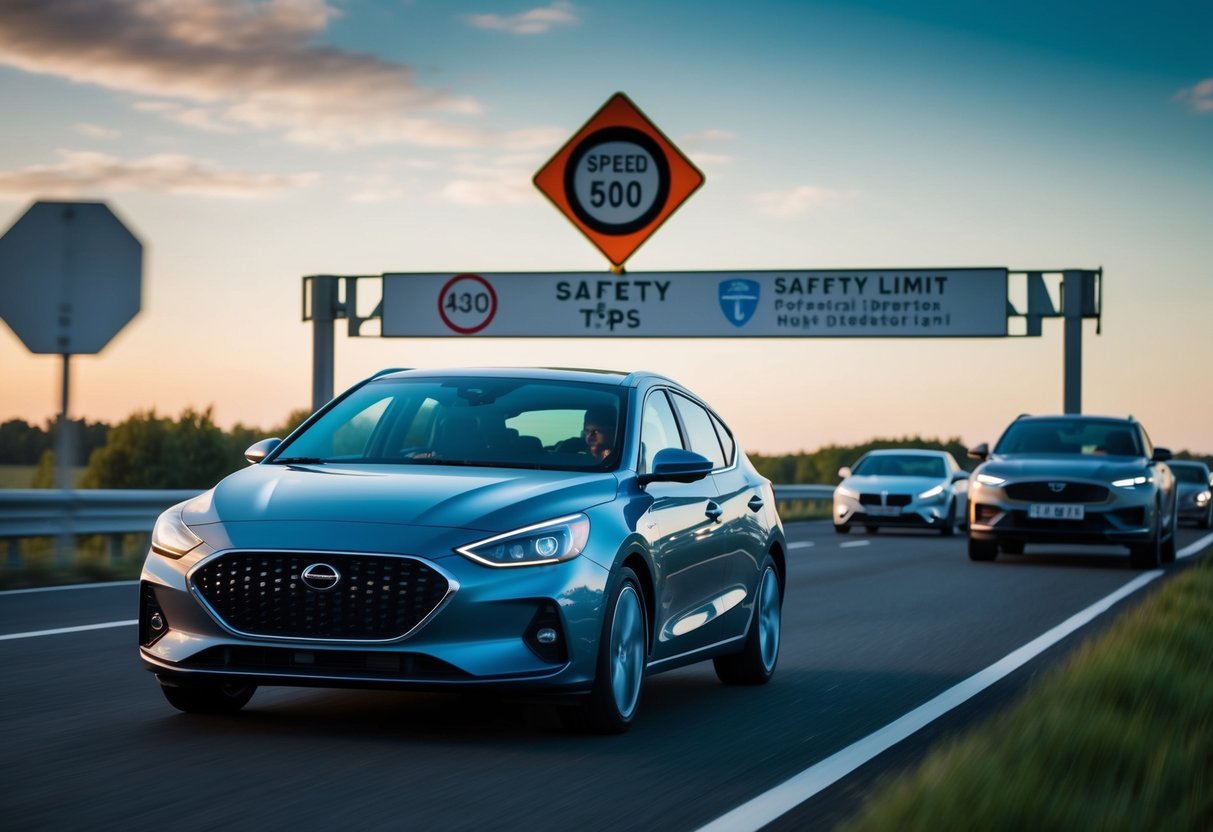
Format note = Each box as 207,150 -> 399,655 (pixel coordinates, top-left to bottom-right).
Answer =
0,201 -> 142,355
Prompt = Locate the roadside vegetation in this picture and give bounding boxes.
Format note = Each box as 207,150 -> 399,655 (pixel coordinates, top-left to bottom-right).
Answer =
842,554 -> 1213,831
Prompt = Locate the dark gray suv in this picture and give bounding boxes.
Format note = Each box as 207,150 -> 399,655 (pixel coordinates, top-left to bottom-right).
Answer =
966,415 -> 1178,568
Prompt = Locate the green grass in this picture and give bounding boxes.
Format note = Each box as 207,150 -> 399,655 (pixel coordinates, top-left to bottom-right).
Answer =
841,556 -> 1213,832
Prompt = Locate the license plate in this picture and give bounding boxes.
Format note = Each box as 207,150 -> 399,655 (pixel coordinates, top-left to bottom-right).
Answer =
1029,504 -> 1084,520
866,505 -> 901,517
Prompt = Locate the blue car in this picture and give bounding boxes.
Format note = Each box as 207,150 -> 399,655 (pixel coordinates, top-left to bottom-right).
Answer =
139,368 -> 786,733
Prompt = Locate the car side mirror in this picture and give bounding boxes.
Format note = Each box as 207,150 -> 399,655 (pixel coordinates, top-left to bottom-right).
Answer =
245,437 -> 282,464
967,443 -> 989,461
838,466 -> 852,480
638,448 -> 714,485
1152,447 -> 1173,462
953,470 -> 970,481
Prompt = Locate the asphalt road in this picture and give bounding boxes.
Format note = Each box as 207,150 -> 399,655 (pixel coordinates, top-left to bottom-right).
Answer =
3,523 -> 1210,832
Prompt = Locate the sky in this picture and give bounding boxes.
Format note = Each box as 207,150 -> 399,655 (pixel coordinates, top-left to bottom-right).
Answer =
0,0 -> 1211,458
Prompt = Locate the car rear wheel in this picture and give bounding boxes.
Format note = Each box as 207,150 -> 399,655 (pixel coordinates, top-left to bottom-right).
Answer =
714,558 -> 781,685
1000,540 -> 1024,555
578,568 -> 647,735
968,538 -> 997,561
158,678 -> 256,714
939,501 -> 956,537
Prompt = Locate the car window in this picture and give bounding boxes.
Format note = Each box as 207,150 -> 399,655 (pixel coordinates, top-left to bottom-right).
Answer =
639,390 -> 683,475
852,455 -> 945,478
276,377 -> 626,471
671,393 -> 727,469
995,419 -> 1144,457
1170,463 -> 1210,485
709,410 -> 736,467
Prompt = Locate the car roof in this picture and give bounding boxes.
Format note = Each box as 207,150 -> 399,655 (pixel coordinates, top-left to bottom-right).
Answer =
370,366 -> 674,388
1011,414 -> 1138,425
1168,460 -> 1210,470
862,449 -> 951,456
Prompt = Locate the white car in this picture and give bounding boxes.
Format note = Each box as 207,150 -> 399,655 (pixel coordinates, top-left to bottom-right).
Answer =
833,449 -> 969,535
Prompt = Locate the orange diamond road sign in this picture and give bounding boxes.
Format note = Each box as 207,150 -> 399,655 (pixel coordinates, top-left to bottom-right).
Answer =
534,92 -> 705,268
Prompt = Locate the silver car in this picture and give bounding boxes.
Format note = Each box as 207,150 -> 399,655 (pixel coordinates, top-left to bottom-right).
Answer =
967,414 -> 1178,568
139,368 -> 785,733
1169,460 -> 1212,528
833,449 -> 969,535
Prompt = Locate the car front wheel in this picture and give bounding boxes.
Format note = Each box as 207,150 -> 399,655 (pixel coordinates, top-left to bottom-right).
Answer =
714,558 -> 781,685
968,538 -> 997,562
579,568 -> 647,734
158,678 -> 256,714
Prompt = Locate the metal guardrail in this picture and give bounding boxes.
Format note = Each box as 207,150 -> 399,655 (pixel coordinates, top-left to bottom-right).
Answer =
0,484 -> 836,568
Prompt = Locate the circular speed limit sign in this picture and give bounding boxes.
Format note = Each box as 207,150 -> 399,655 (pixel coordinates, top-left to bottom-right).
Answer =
437,273 -> 497,334
564,127 -> 671,235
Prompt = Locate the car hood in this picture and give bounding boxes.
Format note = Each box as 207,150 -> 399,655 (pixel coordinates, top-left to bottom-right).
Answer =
184,462 -> 618,534
981,455 -> 1151,480
841,475 -> 946,495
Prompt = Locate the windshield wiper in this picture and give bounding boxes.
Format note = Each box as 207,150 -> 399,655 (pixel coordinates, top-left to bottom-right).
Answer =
272,456 -> 329,464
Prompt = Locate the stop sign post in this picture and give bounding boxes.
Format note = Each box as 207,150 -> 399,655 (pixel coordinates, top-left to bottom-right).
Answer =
0,201 -> 142,561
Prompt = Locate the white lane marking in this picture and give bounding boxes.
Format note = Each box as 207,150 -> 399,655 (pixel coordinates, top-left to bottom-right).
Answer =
694,569 -> 1168,832
839,540 -> 870,549
0,620 -> 137,641
788,542 -> 815,550
0,580 -> 138,596
1178,531 -> 1213,559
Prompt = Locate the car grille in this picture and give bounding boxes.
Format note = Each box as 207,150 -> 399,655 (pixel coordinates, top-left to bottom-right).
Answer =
858,493 -> 912,506
191,552 -> 450,641
1004,482 -> 1109,503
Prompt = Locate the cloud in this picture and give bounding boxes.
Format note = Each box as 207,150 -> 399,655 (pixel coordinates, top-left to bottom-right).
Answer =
1174,78 -> 1213,114
752,185 -> 857,218
465,2 -> 579,35
437,160 -> 536,205
0,150 -> 317,199
73,123 -> 120,140
0,0 -> 485,150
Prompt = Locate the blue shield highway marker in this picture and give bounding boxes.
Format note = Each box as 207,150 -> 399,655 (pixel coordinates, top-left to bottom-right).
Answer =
719,279 -> 760,327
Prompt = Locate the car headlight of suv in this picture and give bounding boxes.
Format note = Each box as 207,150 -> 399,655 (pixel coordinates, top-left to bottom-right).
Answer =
974,473 -> 1006,488
151,505 -> 204,559
917,484 -> 946,501
456,514 -> 590,568
1196,490 -> 1211,506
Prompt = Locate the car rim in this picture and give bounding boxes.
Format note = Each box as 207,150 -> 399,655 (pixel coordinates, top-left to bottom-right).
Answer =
757,567 -> 781,672
610,586 -> 644,719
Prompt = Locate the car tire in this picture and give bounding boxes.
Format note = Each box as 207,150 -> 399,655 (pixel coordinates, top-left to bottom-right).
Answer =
578,567 -> 647,735
158,678 -> 256,714
865,525 -> 879,534
1202,506 -> 1212,530
939,501 -> 956,537
1161,501 -> 1178,565
1129,527 -> 1162,570
1000,540 -> 1024,555
833,523 -> 851,534
968,538 -> 997,562
714,558 -> 781,686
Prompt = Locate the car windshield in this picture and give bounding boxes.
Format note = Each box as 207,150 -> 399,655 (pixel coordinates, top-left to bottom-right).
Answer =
272,376 -> 628,471
994,419 -> 1143,457
852,454 -> 946,478
1170,463 -> 1209,485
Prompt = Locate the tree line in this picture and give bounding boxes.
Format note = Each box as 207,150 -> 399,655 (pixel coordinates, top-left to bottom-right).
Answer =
2,411 -> 1208,490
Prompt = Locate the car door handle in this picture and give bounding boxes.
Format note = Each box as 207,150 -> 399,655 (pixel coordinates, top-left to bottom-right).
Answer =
705,501 -> 723,522
748,495 -> 764,512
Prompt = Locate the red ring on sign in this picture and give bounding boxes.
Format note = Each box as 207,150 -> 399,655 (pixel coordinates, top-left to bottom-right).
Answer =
437,273 -> 498,334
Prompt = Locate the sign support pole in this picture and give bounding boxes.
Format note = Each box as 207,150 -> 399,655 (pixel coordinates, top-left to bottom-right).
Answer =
55,352 -> 75,566
1062,270 -> 1083,414
310,275 -> 338,412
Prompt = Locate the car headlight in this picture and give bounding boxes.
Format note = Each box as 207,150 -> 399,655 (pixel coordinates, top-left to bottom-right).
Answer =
151,505 -> 204,559
975,473 -> 1006,487
456,514 -> 590,568
836,486 -> 858,499
1112,475 -> 1151,489
918,484 -> 945,500
1196,490 -> 1211,506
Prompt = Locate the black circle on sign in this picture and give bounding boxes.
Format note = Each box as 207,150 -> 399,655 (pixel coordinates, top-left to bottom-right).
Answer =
565,126 -> 671,235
